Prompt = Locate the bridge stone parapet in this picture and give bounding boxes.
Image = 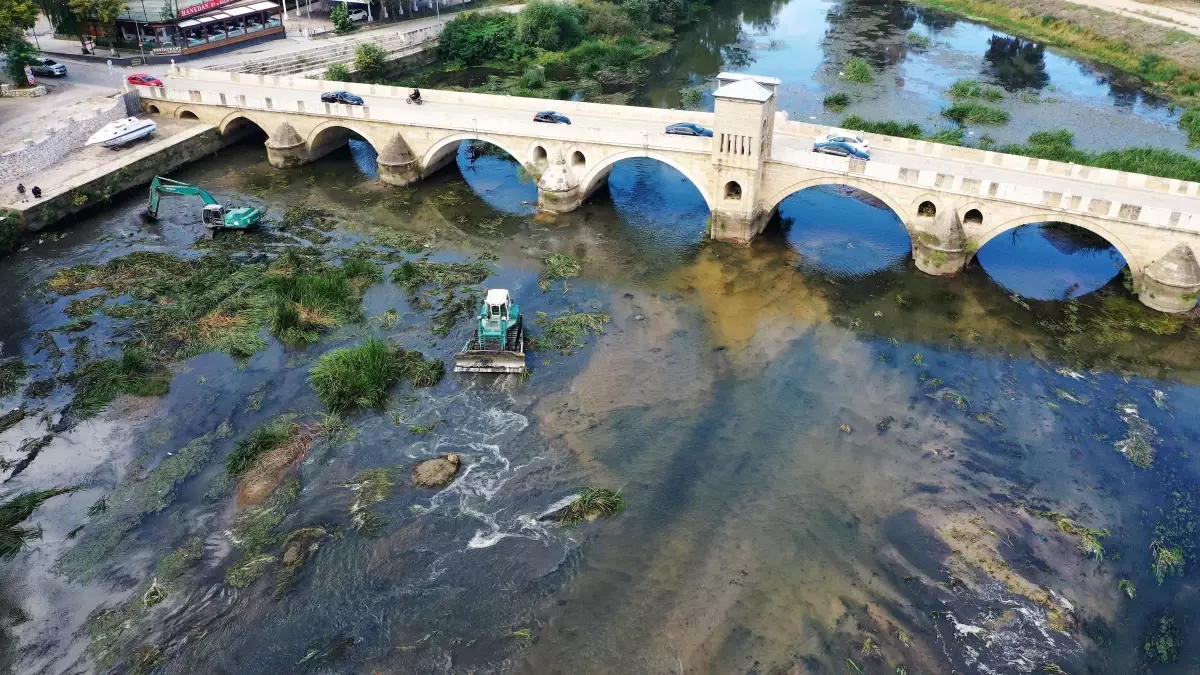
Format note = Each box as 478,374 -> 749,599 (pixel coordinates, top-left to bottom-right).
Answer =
133,68 -> 1200,313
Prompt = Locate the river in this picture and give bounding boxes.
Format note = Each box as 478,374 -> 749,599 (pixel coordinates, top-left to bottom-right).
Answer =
1,0 -> 1198,674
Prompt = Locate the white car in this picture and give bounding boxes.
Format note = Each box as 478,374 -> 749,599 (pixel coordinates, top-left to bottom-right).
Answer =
348,8 -> 368,21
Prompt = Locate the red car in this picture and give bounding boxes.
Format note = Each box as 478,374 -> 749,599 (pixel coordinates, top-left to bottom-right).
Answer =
126,73 -> 163,87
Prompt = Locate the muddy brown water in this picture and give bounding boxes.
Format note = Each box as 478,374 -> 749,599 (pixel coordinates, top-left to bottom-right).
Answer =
2,0 -> 1200,672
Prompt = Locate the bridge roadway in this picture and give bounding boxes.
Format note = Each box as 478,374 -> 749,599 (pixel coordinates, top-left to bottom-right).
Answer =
134,67 -> 1200,312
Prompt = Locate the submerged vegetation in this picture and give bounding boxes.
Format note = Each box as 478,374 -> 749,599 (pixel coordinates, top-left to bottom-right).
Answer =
556,487 -> 626,525
533,309 -> 610,354
942,102 -> 1010,125
227,418 -> 300,475
1027,507 -> 1109,560
1,487 -> 77,560
822,92 -> 851,110
539,253 -> 583,292
308,338 -> 443,413
68,346 -> 171,420
1142,615 -> 1181,664
841,56 -> 873,83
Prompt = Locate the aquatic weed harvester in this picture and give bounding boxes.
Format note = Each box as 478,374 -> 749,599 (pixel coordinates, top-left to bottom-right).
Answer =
454,289 -> 526,374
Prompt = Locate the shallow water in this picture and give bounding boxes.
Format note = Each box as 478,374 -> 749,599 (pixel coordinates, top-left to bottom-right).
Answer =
3,2 -> 1200,672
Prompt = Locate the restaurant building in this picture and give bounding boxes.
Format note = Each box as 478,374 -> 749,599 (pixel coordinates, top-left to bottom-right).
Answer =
115,0 -> 285,58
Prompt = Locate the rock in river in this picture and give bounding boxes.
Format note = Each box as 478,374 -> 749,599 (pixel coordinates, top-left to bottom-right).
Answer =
412,453 -> 460,488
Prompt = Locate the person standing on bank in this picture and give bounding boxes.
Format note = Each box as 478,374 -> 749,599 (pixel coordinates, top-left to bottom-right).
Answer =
17,184 -> 27,202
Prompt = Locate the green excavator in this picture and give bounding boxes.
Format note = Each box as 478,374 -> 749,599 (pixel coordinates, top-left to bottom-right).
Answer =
454,289 -> 526,374
145,176 -> 265,237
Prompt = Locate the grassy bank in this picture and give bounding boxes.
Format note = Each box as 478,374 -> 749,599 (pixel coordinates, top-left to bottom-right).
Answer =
909,0 -> 1200,101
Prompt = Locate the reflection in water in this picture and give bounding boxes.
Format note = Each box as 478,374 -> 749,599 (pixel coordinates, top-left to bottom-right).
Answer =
347,138 -> 379,179
984,35 -> 1050,91
457,141 -> 538,216
767,185 -> 911,278
603,158 -> 710,269
974,223 -> 1126,299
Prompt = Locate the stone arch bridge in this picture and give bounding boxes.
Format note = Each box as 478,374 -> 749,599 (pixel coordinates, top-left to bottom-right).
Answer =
137,66 -> 1200,312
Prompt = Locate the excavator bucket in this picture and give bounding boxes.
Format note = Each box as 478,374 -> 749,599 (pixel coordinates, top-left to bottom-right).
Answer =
455,317 -> 526,374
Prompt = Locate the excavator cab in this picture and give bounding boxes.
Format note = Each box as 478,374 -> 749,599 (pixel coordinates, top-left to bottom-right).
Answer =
201,204 -> 226,228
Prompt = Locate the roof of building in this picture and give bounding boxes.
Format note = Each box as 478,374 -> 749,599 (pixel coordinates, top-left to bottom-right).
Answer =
712,78 -> 773,102
485,289 -> 511,306
716,72 -> 782,86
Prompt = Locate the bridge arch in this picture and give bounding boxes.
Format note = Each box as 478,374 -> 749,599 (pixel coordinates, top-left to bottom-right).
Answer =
421,133 -> 527,177
307,120 -> 382,157
175,107 -> 201,120
579,149 -> 714,210
218,111 -> 271,136
972,212 -> 1142,277
762,176 -> 913,227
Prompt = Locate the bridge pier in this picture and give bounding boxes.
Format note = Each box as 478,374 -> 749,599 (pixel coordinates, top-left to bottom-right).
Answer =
264,122 -> 309,168
1138,243 -> 1200,313
912,210 -> 968,276
377,133 -> 421,186
537,153 -> 583,213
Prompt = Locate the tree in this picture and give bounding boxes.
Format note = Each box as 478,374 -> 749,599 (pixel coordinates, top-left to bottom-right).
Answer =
39,0 -> 90,53
516,0 -> 584,52
330,3 -> 354,33
0,0 -> 38,52
437,12 -> 518,66
353,43 -> 386,81
68,0 -> 128,55
326,62 -> 350,82
4,39 -> 37,86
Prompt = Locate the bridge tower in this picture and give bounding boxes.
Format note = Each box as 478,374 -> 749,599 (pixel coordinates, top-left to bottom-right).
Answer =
708,74 -> 780,243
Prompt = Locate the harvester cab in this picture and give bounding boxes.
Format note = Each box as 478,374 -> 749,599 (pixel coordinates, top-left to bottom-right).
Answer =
454,289 -> 526,374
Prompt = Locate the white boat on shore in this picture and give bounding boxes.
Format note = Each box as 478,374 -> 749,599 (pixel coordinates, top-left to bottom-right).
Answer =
86,117 -> 157,148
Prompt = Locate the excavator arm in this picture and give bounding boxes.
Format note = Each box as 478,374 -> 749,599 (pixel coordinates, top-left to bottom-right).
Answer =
145,176 -> 220,219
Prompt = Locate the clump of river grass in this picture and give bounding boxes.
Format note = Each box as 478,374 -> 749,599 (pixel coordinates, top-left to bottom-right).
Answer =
1143,614 -> 1181,663
1027,507 -> 1109,560
823,92 -> 851,110
942,102 -> 1010,125
226,476 -> 300,587
841,115 -> 964,144
391,256 -> 492,336
557,487 -> 626,525
68,346 -> 171,420
341,467 -> 398,533
227,418 -> 300,475
309,338 -> 443,413
948,79 -> 1005,101
0,358 -> 28,397
1151,538 -> 1184,584
841,56 -> 873,83
1,487 -> 77,560
533,309 -> 610,354
539,252 -> 582,292
155,537 -> 203,584
265,252 -> 381,345
996,129 -> 1200,183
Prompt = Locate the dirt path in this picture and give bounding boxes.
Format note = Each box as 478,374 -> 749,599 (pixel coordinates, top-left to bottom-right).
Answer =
1069,0 -> 1200,35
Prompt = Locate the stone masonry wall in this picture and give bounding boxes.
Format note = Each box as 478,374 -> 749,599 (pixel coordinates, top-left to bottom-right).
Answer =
0,94 -> 133,185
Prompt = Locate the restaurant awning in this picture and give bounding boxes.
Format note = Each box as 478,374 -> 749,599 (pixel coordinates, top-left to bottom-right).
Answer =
178,0 -> 278,25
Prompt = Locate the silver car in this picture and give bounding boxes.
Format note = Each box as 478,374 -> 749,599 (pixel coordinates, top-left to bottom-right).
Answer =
30,57 -> 67,77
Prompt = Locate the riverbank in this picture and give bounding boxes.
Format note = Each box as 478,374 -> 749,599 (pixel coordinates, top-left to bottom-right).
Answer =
910,0 -> 1200,102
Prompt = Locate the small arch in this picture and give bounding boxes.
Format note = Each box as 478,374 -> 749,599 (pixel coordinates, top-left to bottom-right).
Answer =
571,150 -> 586,168
917,200 -> 937,217
146,104 -> 160,114
964,208 -> 983,225
533,145 -> 548,165
177,110 -> 200,120
724,181 -> 743,200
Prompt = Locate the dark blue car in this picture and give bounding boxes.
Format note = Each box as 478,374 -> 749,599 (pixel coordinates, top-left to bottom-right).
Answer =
533,111 -> 571,125
321,90 -> 364,106
812,130 -> 870,160
665,122 -> 713,137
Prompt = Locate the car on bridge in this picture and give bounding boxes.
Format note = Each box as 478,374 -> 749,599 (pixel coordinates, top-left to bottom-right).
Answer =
321,90 -> 364,105
533,111 -> 571,125
30,57 -> 67,77
127,73 -> 162,87
665,122 -> 713,137
813,129 -> 870,160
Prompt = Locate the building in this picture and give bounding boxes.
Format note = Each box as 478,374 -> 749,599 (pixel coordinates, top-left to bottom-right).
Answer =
116,0 -> 285,57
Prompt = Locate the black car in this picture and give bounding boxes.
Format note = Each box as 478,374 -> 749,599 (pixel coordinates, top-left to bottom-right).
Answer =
533,111 -> 571,125
321,90 -> 364,105
665,122 -> 713,137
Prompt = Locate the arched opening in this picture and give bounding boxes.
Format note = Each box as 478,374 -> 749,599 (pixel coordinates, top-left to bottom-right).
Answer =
533,145 -> 548,165
221,116 -> 268,145
147,104 -> 160,114
571,150 -> 586,169
456,140 -> 536,216
178,110 -> 200,120
308,124 -> 380,178
917,201 -> 937,217
590,157 -> 711,257
762,184 -> 911,279
973,221 -> 1127,299
724,181 -> 743,200
964,208 -> 983,226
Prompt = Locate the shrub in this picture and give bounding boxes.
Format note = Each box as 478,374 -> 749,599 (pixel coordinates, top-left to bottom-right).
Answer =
942,102 -> 1010,125
1179,107 -> 1200,145
330,4 -> 354,33
308,338 -> 443,413
437,12 -> 519,66
621,0 -> 653,24
823,92 -> 850,109
582,0 -> 633,37
841,56 -> 872,83
4,39 -> 37,86
519,65 -> 546,89
354,43 -> 387,81
516,0 -> 585,52
325,62 -> 350,82
680,86 -> 702,108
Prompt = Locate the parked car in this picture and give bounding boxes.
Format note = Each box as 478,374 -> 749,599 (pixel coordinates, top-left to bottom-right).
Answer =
348,8 -> 368,21
812,129 -> 870,159
533,111 -> 571,125
321,90 -> 364,105
665,122 -> 712,137
30,57 -> 67,77
126,73 -> 163,86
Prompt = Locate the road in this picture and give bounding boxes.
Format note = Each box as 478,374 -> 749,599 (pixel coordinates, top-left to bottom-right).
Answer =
0,56 -> 126,141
